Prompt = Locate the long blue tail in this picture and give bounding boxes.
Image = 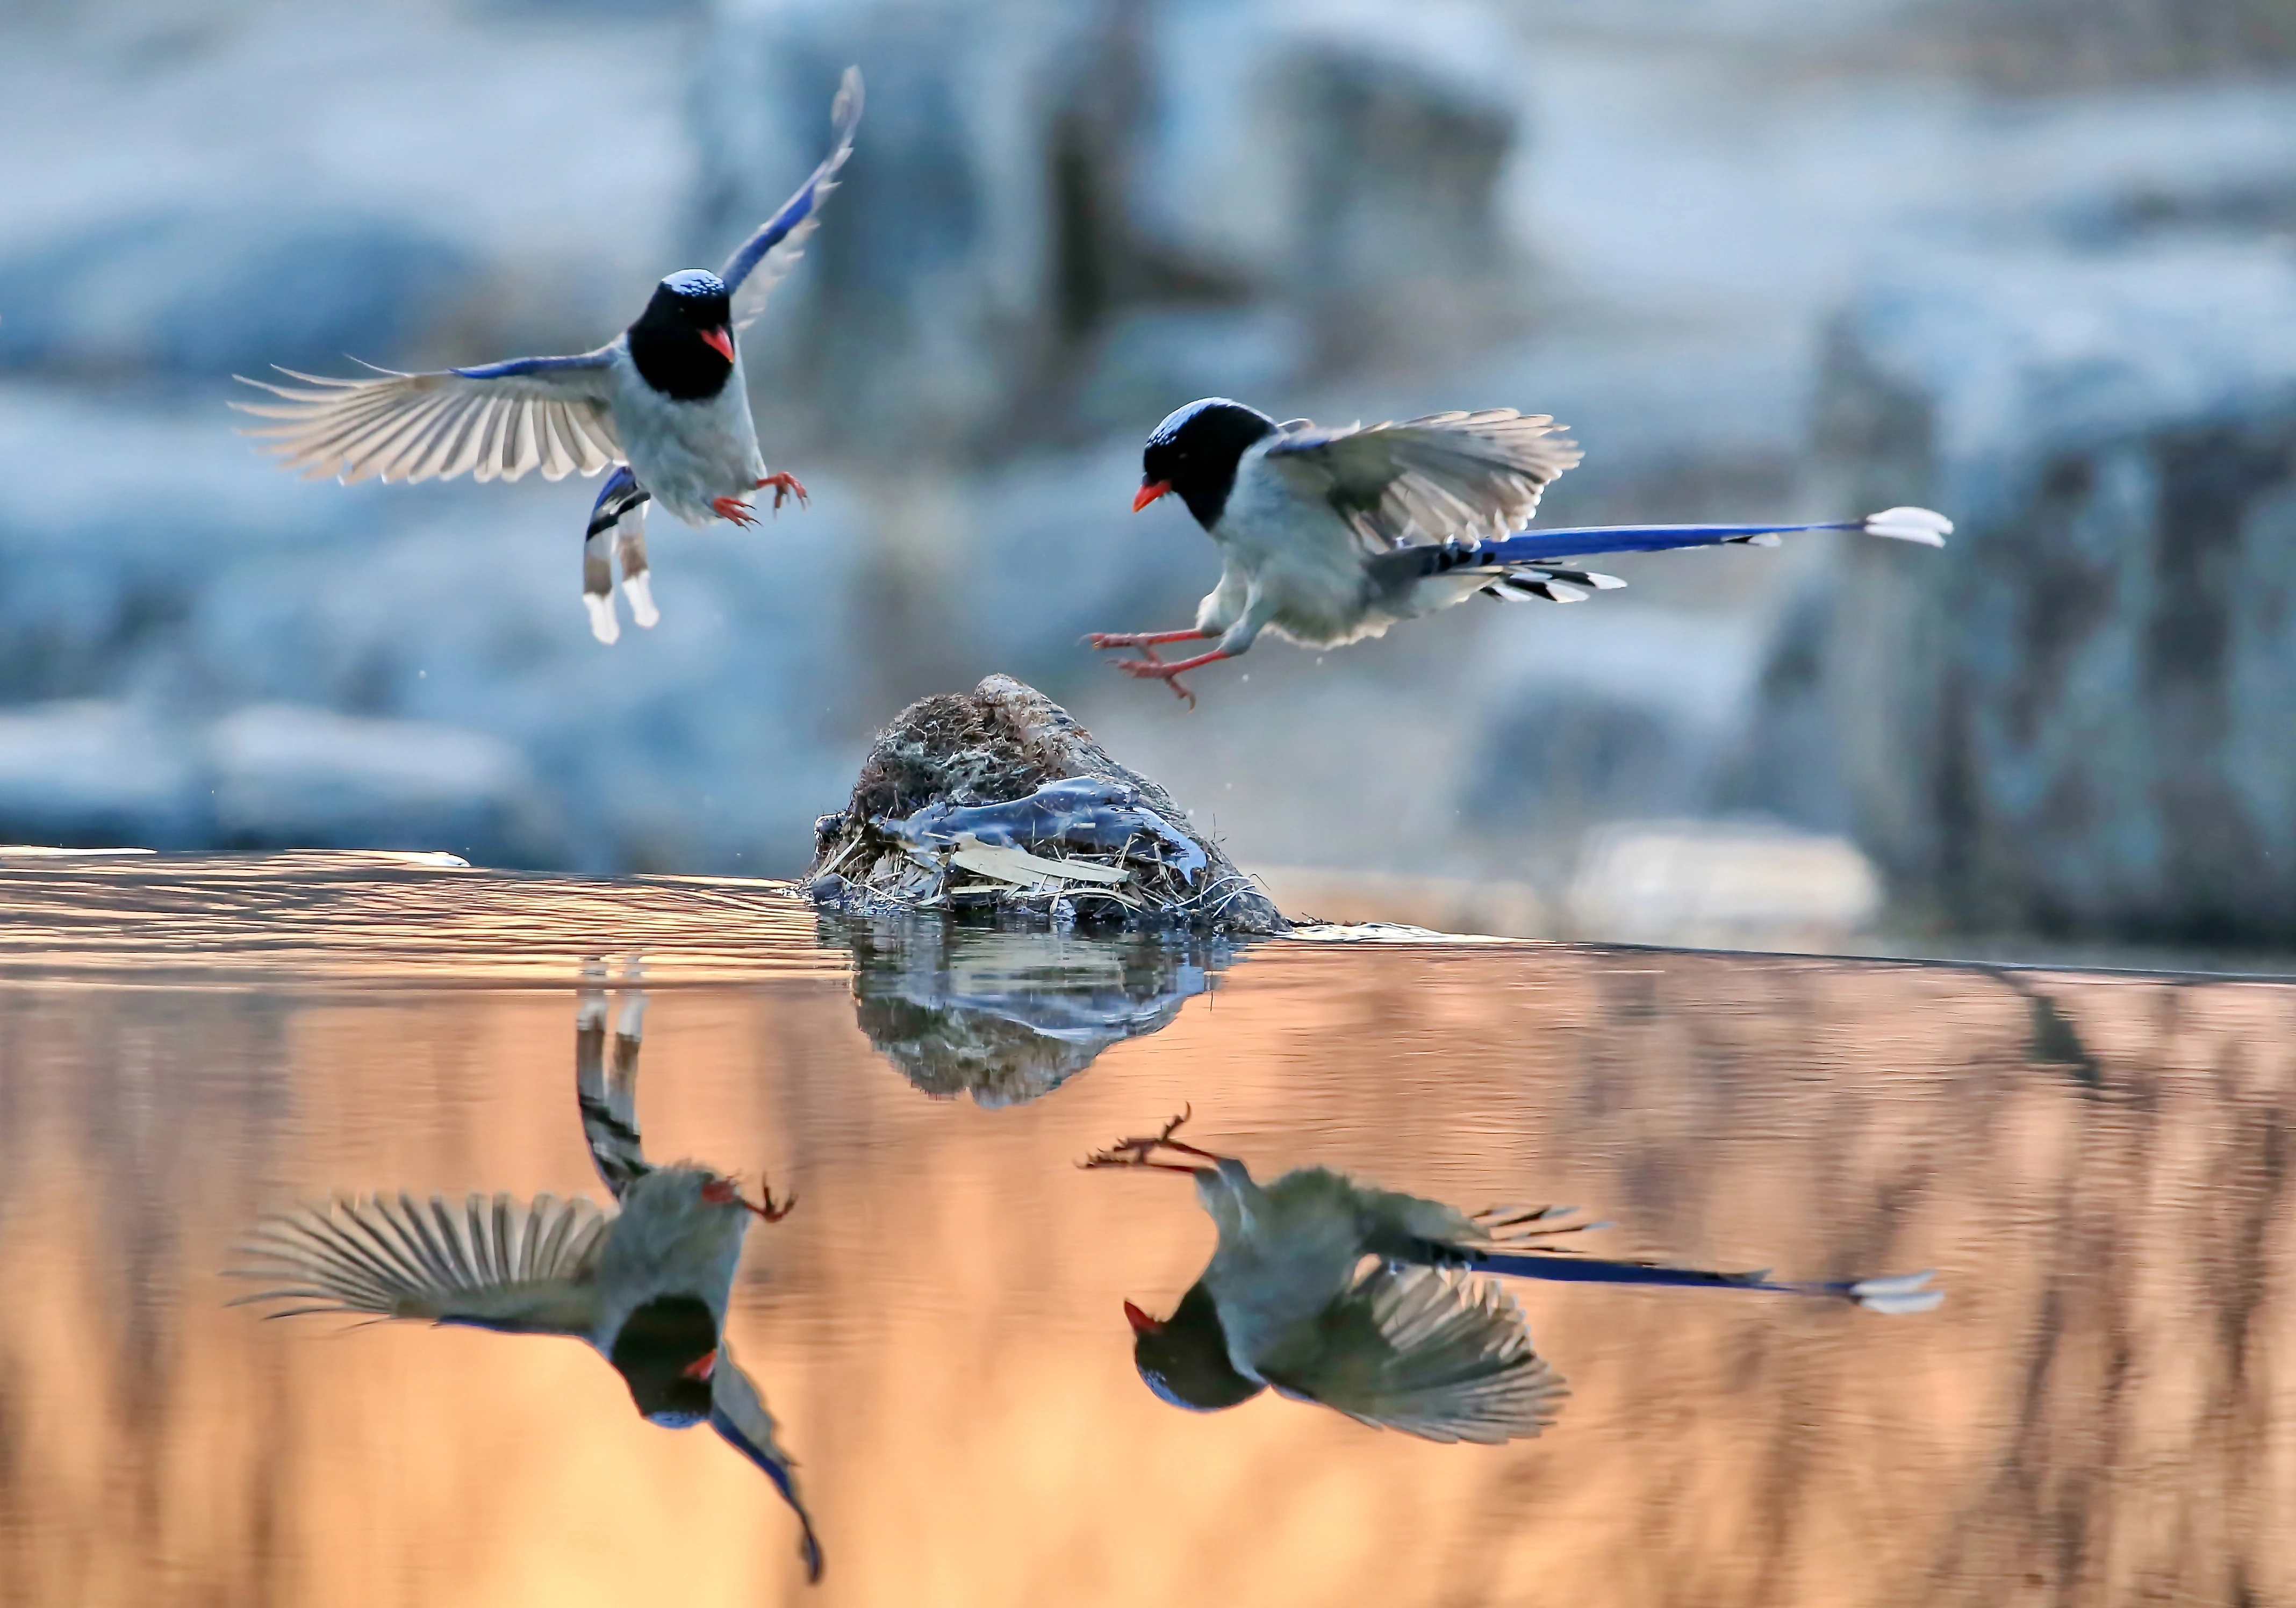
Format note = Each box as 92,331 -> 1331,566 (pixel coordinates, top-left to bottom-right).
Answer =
1479,1252 -> 1941,1314
1472,505 -> 1950,566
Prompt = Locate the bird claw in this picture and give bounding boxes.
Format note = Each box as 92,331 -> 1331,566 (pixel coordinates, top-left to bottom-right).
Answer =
1110,656 -> 1197,708
755,472 -> 809,514
704,1171 -> 798,1221
748,1176 -> 798,1223
712,495 -> 759,528
1080,1106 -> 1198,1168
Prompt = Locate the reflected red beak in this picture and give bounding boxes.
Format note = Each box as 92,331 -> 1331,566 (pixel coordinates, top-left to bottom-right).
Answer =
1123,1300 -> 1162,1336
680,1349 -> 718,1381
1132,480 -> 1171,513
701,326 -> 734,363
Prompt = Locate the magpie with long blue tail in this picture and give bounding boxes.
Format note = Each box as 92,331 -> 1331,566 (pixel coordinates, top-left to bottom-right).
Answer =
1094,397 -> 1950,704
1085,1108 -> 1939,1442
233,69 -> 863,645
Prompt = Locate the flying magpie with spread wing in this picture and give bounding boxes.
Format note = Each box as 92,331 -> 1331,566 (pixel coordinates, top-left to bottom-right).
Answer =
227,970 -> 824,1582
1086,1109 -> 1940,1442
1094,397 -> 1950,704
234,69 -> 863,646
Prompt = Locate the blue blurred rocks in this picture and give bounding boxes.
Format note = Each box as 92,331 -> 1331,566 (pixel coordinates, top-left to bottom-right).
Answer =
693,0 -> 1530,461
0,209 -> 471,379
0,385 -> 864,872
1756,241 -> 2296,942
0,702 -> 203,850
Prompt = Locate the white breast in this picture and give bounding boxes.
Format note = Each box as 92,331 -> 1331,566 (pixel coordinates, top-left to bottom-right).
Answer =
607,343 -> 766,527
1214,451 -> 1382,648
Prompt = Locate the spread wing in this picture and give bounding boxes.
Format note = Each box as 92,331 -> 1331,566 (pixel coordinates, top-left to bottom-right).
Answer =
226,1191 -> 610,1336
711,1340 -> 826,1582
1259,410 -> 1582,553
719,66 -> 863,335
1258,1263 -> 1566,1444
231,351 -> 623,485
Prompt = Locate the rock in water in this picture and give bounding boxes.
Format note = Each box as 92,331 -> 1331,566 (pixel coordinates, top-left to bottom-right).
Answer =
1788,242 -> 2296,944
807,674 -> 1287,934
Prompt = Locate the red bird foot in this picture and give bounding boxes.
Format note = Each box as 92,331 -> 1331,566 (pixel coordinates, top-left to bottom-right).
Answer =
701,1174 -> 798,1221
755,471 -> 809,513
712,494 -> 759,528
1111,656 -> 1200,708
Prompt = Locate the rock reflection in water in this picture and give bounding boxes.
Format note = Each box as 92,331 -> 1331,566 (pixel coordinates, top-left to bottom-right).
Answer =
227,966 -> 824,1581
1090,1111 -> 1940,1441
829,914 -> 1239,1106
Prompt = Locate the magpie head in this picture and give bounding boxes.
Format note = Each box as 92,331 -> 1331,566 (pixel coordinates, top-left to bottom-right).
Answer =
1137,398 -> 1278,530
628,270 -> 736,401
609,1294 -> 722,1426
1126,1282 -> 1264,1413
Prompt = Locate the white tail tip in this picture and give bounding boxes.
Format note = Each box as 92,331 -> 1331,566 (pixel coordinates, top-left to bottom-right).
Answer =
584,591 -> 621,645
1546,581 -> 1589,603
1850,1269 -> 1942,1314
1744,532 -> 1783,548
623,572 -> 661,630
1587,572 -> 1628,590
1863,507 -> 1951,545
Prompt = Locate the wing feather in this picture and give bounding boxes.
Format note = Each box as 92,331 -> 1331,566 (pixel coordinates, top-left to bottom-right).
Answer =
1259,1262 -> 1567,1444
720,66 -> 864,335
227,1191 -> 610,1335
233,354 -> 622,486
1260,410 -> 1582,553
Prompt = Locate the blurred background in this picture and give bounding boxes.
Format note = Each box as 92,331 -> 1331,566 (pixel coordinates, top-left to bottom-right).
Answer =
2,0 -> 2293,958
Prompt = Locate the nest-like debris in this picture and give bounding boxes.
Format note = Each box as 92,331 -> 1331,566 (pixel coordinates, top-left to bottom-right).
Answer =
806,676 -> 1287,935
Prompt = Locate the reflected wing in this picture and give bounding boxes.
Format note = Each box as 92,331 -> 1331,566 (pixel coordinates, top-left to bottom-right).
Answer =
711,1340 -> 826,1582
719,66 -> 863,335
1259,1264 -> 1566,1444
227,1191 -> 609,1335
1260,411 -> 1581,552
232,351 -> 622,485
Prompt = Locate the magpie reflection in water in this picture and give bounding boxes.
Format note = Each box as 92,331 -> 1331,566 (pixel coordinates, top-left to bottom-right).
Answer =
1087,1110 -> 1941,1444
829,914 -> 1240,1106
227,964 -> 824,1581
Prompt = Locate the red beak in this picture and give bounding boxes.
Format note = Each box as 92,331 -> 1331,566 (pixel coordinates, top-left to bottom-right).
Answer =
1123,1300 -> 1162,1336
680,1349 -> 718,1381
700,326 -> 734,363
1132,480 -> 1171,513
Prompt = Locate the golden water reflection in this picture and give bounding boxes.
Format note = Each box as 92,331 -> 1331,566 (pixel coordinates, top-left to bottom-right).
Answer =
0,861 -> 2292,1606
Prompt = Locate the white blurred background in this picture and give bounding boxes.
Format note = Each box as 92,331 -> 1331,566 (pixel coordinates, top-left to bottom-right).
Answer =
4,0 -> 2295,955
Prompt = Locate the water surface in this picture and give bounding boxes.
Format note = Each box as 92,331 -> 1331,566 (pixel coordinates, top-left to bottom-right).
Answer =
2,852 -> 2292,1607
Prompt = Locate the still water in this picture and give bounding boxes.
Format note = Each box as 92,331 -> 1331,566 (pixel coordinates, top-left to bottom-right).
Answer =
2,852 -> 2293,1606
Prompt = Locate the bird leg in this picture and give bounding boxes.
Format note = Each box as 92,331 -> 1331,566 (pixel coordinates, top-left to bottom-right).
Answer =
1085,628 -> 1211,651
712,495 -> 759,528
1081,1105 -> 1225,1170
755,472 -> 810,513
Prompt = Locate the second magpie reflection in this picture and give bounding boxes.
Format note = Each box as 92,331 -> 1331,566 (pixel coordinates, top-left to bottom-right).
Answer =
1087,1109 -> 1942,1444
226,967 -> 822,1582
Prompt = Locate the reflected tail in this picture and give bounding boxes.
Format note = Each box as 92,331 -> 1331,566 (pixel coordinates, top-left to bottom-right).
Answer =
1481,1252 -> 1942,1314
